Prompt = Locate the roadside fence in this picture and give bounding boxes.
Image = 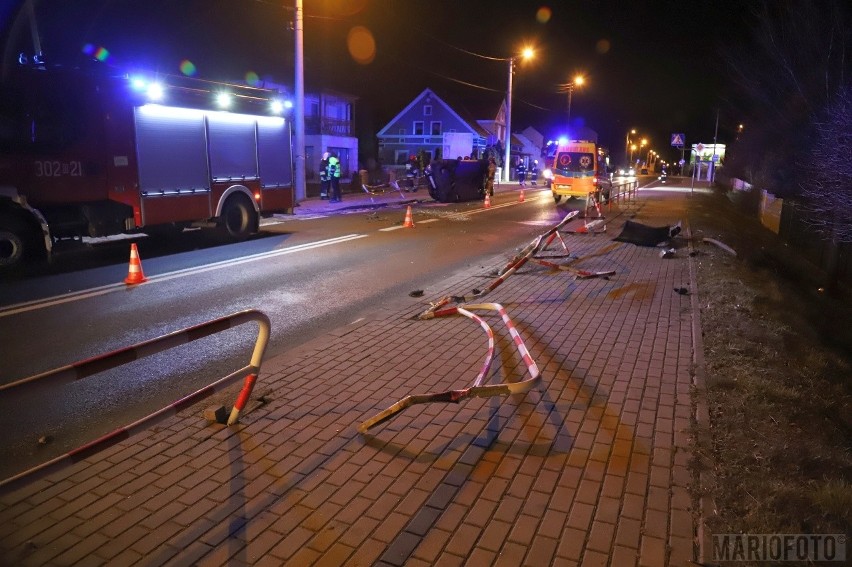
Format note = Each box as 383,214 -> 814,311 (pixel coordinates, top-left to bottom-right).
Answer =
0,310 -> 270,491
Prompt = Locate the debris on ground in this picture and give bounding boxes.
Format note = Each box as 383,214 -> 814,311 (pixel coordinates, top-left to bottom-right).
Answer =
703,237 -> 737,256
615,220 -> 680,246
408,290 -> 424,297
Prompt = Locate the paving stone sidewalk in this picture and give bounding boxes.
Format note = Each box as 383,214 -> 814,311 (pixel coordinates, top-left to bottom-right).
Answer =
0,189 -> 700,566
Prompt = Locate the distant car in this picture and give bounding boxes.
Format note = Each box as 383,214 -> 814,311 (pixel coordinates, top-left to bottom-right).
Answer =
640,168 -> 649,175
659,170 -> 668,183
616,167 -> 635,177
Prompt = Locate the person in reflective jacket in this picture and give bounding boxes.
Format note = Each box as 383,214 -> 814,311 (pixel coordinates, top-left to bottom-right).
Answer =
328,154 -> 342,202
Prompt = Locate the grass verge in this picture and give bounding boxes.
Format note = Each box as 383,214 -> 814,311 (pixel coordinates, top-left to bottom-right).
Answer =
687,189 -> 851,565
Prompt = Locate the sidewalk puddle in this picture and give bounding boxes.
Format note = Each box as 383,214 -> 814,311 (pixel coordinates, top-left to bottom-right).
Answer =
606,281 -> 656,300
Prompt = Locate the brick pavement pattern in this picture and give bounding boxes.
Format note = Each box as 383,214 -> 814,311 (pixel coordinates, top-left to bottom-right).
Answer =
0,189 -> 698,566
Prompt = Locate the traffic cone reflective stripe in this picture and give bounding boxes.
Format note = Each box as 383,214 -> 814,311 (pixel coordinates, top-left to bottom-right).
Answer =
403,205 -> 415,228
484,193 -> 491,208
124,243 -> 148,285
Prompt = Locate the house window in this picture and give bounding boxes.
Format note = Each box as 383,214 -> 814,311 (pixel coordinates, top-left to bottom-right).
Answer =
395,150 -> 410,165
423,105 -> 432,116
398,127 -> 406,135
430,121 -> 442,136
413,121 -> 424,136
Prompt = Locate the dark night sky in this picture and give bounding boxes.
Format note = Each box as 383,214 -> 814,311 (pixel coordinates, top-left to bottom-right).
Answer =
3,0 -> 760,164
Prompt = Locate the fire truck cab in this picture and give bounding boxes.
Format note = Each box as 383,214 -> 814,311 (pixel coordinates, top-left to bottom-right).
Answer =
543,139 -> 610,204
0,63 -> 294,271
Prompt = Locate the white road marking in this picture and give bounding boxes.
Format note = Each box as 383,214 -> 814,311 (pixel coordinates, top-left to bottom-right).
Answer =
0,234 -> 368,318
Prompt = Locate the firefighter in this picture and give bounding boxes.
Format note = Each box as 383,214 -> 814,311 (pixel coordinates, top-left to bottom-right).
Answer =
405,155 -> 417,178
516,160 -> 527,186
530,160 -> 539,185
485,157 -> 496,197
328,153 -> 342,202
319,152 -> 330,199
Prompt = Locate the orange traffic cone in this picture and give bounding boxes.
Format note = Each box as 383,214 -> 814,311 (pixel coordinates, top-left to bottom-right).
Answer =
484,192 -> 491,208
519,187 -> 525,202
402,205 -> 415,228
124,243 -> 148,285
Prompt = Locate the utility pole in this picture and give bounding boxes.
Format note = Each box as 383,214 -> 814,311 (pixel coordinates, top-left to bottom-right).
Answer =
293,0 -> 306,201
504,57 -> 514,185
710,108 -> 719,185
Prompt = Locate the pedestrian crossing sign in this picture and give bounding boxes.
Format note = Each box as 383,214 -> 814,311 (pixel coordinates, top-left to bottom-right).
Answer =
671,133 -> 685,147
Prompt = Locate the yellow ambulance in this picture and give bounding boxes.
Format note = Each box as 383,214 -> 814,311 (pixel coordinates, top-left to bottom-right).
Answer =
544,139 -> 611,203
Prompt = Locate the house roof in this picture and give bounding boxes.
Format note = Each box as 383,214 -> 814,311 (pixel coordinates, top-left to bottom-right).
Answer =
377,87 -> 541,151
378,88 -> 484,137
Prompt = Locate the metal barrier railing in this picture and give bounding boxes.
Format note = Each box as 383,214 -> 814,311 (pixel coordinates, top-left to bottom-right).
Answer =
0,309 -> 270,490
359,210 -> 618,433
361,177 -> 428,201
609,179 -> 638,208
358,303 -> 540,433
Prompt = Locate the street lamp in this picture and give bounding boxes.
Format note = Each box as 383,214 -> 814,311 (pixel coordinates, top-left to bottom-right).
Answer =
625,129 -> 636,167
558,74 -> 585,125
504,47 -> 534,183
629,143 -> 637,164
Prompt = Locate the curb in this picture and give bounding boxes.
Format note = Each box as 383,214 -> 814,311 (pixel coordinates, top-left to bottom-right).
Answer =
686,220 -> 716,564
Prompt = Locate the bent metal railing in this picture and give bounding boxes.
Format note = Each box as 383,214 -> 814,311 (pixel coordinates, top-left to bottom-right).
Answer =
358,303 -> 540,433
359,210 -> 619,433
0,309 -> 270,490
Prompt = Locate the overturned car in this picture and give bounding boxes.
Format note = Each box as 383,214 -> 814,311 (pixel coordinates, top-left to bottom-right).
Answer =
425,159 -> 487,202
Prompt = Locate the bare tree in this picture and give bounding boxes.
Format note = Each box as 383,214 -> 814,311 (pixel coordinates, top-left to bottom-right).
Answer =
801,88 -> 852,244
723,0 -> 851,196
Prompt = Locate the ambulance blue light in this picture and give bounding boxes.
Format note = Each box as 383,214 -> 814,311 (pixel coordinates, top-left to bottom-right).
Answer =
130,76 -> 147,91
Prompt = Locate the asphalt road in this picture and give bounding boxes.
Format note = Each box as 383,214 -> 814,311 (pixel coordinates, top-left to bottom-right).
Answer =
0,189 -> 573,480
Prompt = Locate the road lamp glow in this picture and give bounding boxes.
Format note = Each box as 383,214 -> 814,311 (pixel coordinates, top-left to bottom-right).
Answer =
567,75 -> 584,124
504,46 -> 535,183
559,74 -> 586,126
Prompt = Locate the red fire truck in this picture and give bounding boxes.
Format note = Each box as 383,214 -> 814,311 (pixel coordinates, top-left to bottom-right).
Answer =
0,62 -> 294,271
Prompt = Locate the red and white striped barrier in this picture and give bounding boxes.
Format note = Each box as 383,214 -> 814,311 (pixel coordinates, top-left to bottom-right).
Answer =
0,310 -> 271,491
361,210 -> 619,433
358,303 -> 540,433
418,209 -> 613,318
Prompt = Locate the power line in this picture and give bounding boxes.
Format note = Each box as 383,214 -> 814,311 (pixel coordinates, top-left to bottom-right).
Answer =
414,29 -> 509,62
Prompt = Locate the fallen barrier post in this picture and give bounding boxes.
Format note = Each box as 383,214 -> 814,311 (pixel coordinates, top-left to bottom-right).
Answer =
0,310 -> 270,491
420,209 -> 615,318
358,303 -> 540,433
419,211 -> 581,317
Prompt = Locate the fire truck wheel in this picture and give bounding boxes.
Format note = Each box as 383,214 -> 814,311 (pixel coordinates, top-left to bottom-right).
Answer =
553,194 -> 563,203
220,195 -> 257,240
0,214 -> 40,270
